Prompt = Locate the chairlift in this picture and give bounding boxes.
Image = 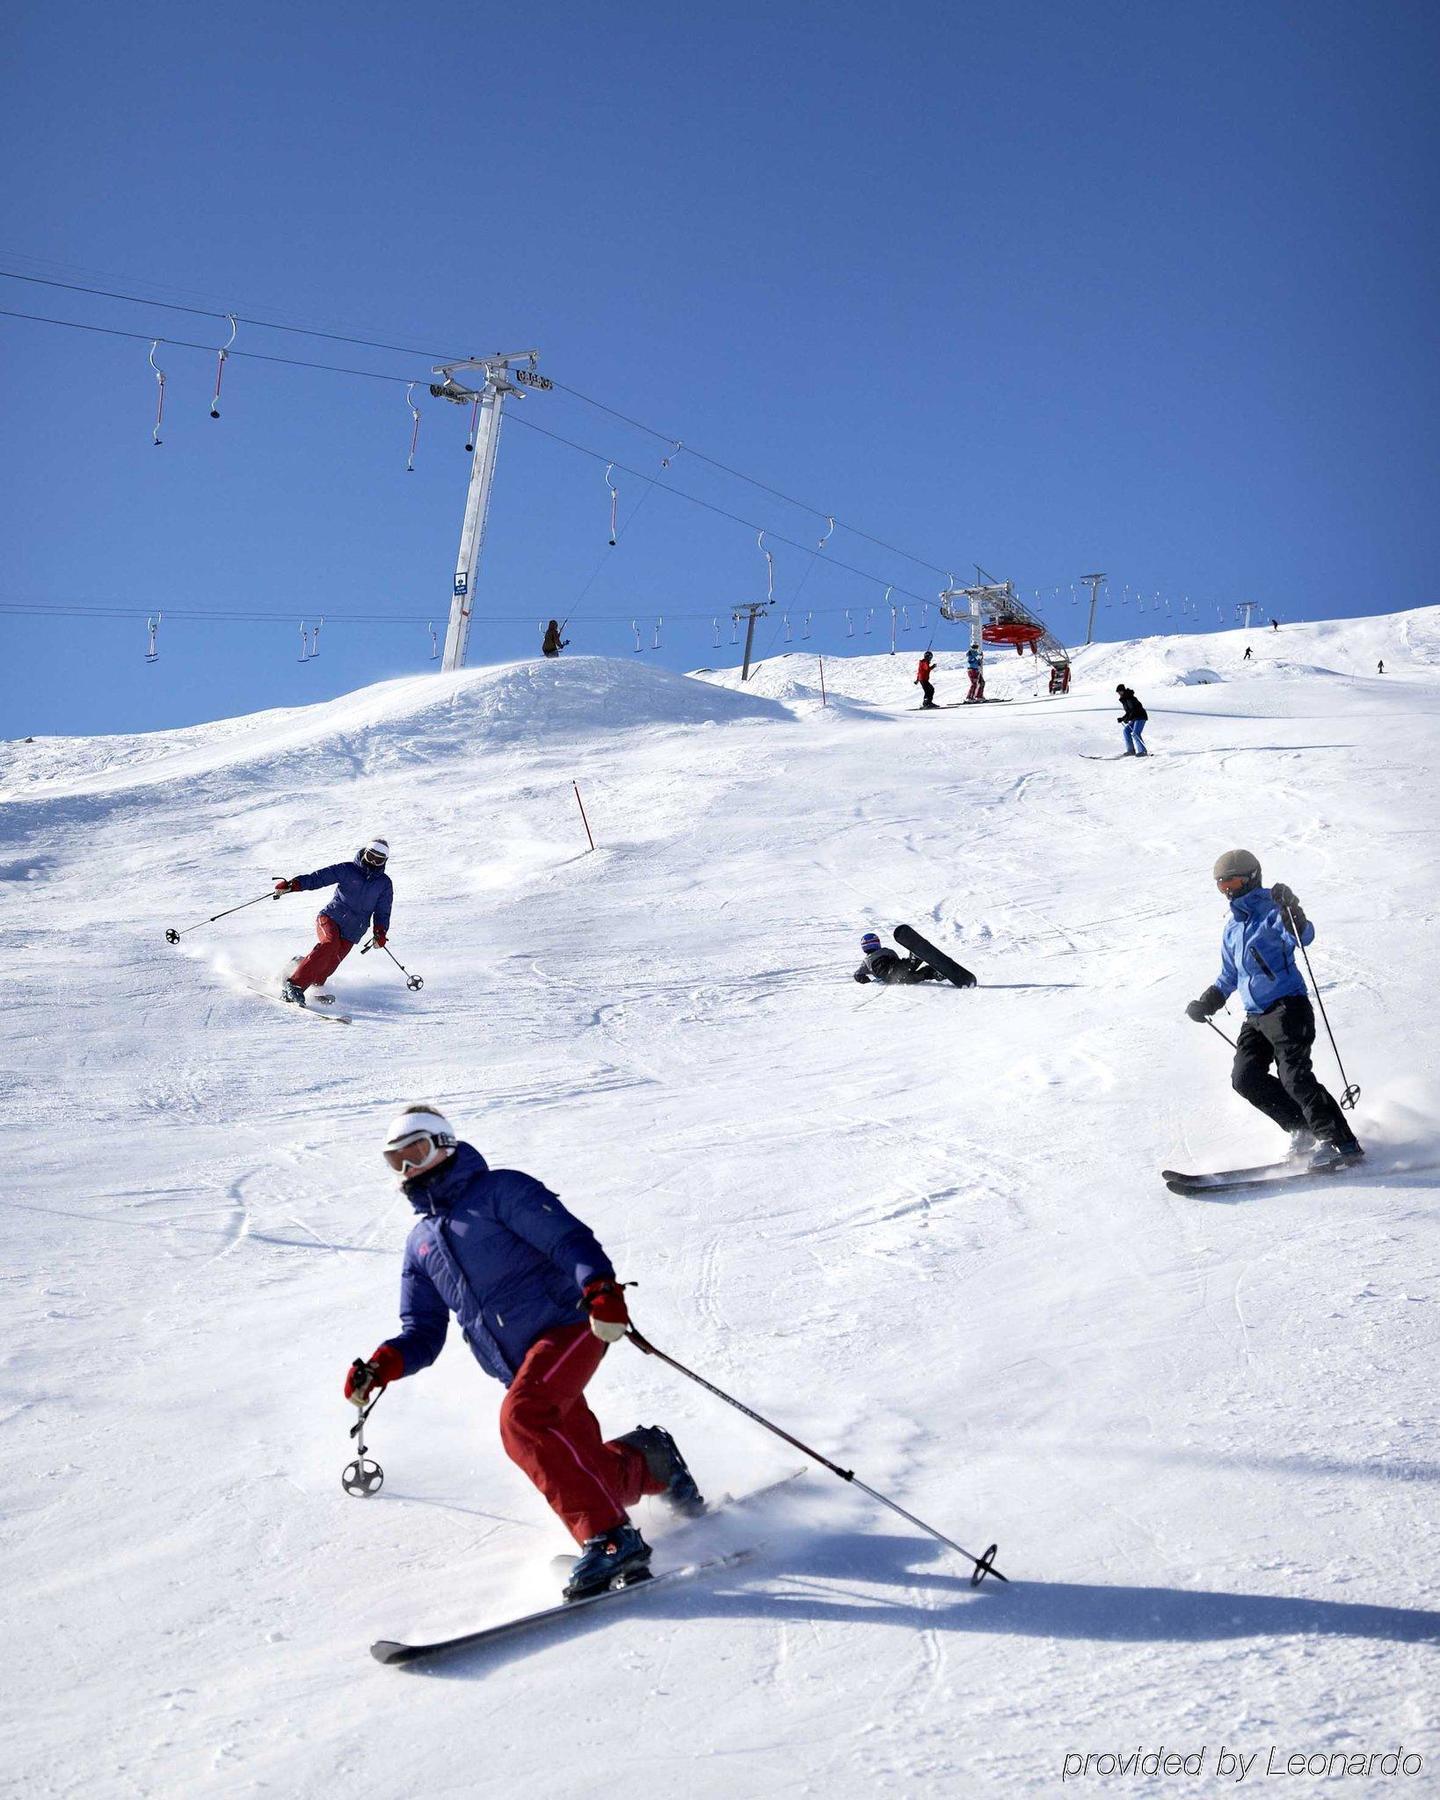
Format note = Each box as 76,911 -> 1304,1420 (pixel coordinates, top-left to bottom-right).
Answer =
145,612 -> 161,663
606,465 -> 619,546
148,342 -> 166,446
209,314 -> 237,419
405,382 -> 421,472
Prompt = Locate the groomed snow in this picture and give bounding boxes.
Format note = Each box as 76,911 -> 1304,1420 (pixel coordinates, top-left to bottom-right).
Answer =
2,611 -> 1438,1797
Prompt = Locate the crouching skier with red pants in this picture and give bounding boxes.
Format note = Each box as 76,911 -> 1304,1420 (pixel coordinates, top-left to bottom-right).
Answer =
345,1105 -> 704,1600
274,838 -> 392,1005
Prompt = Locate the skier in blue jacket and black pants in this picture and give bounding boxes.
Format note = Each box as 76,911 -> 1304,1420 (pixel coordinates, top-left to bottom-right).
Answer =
274,838 -> 393,1005
1185,849 -> 1363,1168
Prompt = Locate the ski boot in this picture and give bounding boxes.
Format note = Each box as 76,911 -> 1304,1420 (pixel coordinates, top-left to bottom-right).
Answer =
563,1524 -> 652,1601
1288,1128 -> 1317,1160
615,1424 -> 706,1517
281,979 -> 307,1007
1309,1136 -> 1364,1171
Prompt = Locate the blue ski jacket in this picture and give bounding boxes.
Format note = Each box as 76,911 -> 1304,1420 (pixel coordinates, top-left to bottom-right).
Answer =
294,852 -> 393,943
966,644 -> 983,670
381,1143 -> 615,1385
1214,887 -> 1314,1016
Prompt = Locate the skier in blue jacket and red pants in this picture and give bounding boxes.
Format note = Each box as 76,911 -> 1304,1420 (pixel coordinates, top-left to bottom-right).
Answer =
273,838 -> 393,1004
1186,850 -> 1363,1168
345,1105 -> 703,1599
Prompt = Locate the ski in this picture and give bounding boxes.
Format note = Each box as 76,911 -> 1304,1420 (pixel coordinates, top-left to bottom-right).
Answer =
1162,1159 -> 1341,1196
1081,753 -> 1153,761
237,976 -> 352,1024
893,924 -> 977,988
371,1547 -> 753,1667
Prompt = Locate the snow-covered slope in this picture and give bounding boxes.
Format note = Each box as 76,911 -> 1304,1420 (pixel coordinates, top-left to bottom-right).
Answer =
4,609 -> 1439,1797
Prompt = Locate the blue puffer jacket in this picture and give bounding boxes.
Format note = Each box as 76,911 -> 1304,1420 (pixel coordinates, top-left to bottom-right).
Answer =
295,852 -> 393,942
381,1144 -> 614,1385
1214,887 -> 1314,1016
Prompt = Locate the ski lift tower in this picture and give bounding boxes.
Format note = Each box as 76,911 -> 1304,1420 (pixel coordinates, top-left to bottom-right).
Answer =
1235,600 -> 1259,631
430,350 -> 540,672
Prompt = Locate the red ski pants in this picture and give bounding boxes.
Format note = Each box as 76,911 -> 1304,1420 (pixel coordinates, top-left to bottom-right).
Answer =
290,914 -> 355,990
967,669 -> 985,700
499,1325 -> 663,1544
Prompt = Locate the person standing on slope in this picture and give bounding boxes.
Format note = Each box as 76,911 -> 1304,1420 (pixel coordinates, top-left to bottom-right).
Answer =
345,1105 -> 703,1600
965,642 -> 986,703
1243,646 -> 1253,662
1115,684 -> 1148,756
915,650 -> 937,708
1185,850 -> 1363,1170
274,838 -> 393,1006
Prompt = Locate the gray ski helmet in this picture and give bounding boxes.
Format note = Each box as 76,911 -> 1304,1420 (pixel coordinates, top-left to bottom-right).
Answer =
1213,848 -> 1262,890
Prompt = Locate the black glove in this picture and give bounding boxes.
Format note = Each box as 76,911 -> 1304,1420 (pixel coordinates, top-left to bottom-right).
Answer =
1269,882 -> 1307,931
1186,984 -> 1226,1022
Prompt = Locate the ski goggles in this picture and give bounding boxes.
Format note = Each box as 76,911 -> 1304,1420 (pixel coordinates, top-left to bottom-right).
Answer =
383,1134 -> 436,1172
362,850 -> 388,869
1215,874 -> 1251,896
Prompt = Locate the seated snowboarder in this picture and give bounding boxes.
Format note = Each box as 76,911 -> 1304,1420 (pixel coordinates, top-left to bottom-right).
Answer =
853,930 -> 942,985
1184,850 -> 1363,1169
273,838 -> 392,1005
542,619 -> 569,658
345,1105 -> 703,1600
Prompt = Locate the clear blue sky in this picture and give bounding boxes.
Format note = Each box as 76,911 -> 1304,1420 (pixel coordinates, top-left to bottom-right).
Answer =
3,0 -> 1437,736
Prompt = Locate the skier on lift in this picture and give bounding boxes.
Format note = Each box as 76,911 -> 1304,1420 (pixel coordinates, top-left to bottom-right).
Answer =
1184,850 -> 1363,1170
273,839 -> 393,1005
542,619 -> 569,658
345,1105 -> 703,1600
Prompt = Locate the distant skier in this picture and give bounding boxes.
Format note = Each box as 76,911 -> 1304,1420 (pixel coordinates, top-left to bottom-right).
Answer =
965,643 -> 986,702
1115,684 -> 1149,756
853,931 -> 942,985
1377,660 -> 1385,675
1184,851 -> 1363,1169
273,839 -> 393,1005
1270,618 -> 1279,631
915,650 -> 937,708
542,619 -> 569,658
344,1105 -> 702,1599
1243,646 -> 1253,662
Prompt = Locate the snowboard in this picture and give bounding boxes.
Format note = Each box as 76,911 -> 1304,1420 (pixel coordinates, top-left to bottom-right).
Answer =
893,924 -> 978,988
371,1548 -> 753,1667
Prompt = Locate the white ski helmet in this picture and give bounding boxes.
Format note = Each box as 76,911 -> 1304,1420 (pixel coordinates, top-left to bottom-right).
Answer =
382,1103 -> 456,1181
361,838 -> 389,870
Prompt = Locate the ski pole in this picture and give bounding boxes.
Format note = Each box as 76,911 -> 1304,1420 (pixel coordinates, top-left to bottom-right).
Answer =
360,938 -> 424,991
165,886 -> 283,944
342,1372 -> 386,1497
1205,1018 -> 1237,1050
626,1327 -> 1005,1586
1282,905 -> 1360,1109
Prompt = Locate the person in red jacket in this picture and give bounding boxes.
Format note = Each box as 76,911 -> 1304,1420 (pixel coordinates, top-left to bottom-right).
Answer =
915,651 -> 937,708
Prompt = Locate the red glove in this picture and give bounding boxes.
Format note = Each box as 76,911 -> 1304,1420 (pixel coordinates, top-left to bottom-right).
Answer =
583,1278 -> 630,1343
373,927 -> 387,948
344,1342 -> 404,1406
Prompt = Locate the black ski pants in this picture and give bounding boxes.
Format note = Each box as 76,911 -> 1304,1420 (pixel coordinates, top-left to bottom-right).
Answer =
1231,995 -> 1355,1146
919,679 -> 936,707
